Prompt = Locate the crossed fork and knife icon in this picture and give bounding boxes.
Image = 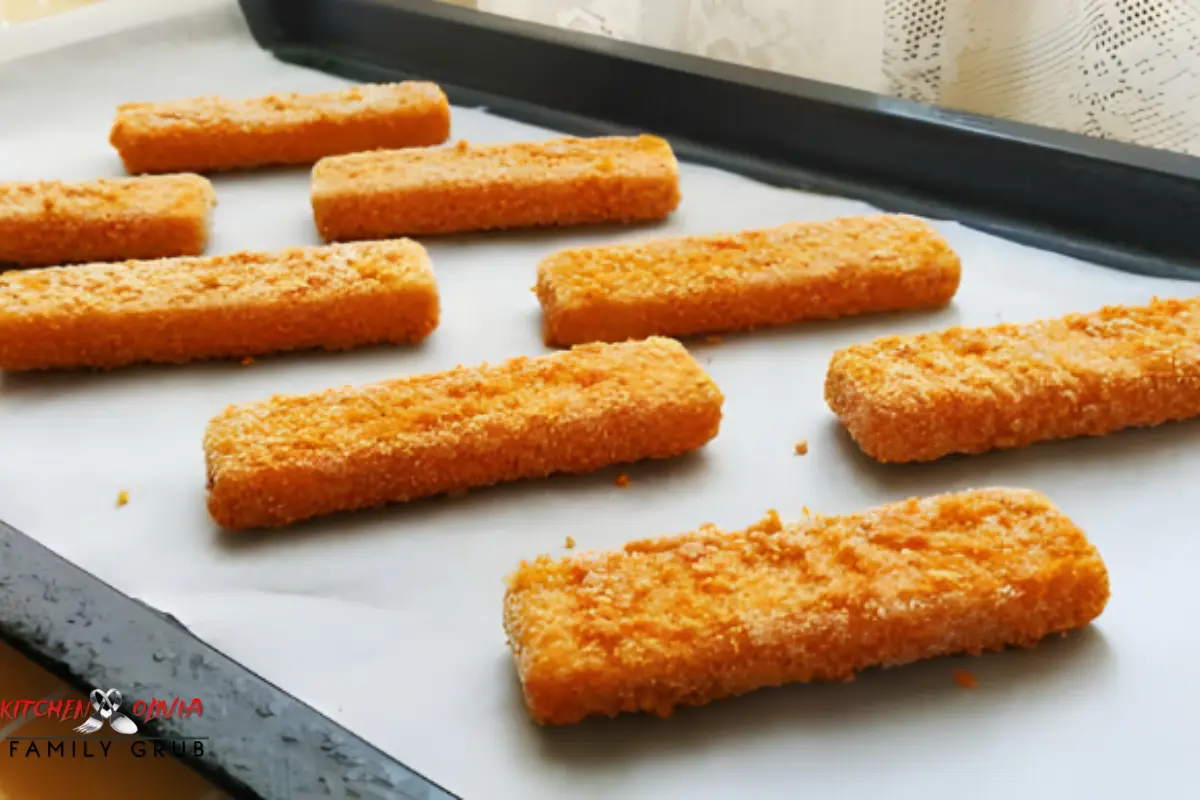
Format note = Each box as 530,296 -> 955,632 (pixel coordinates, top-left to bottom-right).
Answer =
73,688 -> 139,735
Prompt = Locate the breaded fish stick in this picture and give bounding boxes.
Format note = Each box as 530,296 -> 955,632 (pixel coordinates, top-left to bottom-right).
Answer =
311,135 -> 681,241
504,488 -> 1109,725
0,175 -> 214,266
0,240 -> 438,371
826,296 -> 1200,463
204,337 -> 722,530
110,82 -> 450,174
536,215 -> 962,346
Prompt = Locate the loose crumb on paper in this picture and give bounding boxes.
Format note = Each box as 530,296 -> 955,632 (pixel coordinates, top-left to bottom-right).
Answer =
802,505 -> 811,516
241,356 -> 255,366
953,669 -> 977,689
794,440 -> 809,455
615,474 -> 630,488
115,490 -> 129,508
565,536 -> 576,549
705,335 -> 723,345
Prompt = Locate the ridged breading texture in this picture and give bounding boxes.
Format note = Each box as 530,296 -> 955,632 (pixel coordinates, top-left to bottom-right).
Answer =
536,214 -> 962,346
0,240 -> 438,371
311,135 -> 681,241
204,337 -> 723,531
110,82 -> 450,174
503,488 -> 1109,725
826,296 -> 1200,463
0,175 -> 215,266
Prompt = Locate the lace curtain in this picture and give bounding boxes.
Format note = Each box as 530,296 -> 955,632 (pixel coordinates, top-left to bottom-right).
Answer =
470,0 -> 1200,156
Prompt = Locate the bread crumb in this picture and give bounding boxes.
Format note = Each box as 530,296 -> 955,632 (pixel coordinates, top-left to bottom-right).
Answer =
565,536 -> 576,549
802,505 -> 811,516
116,490 -> 129,508
502,488 -> 1108,725
705,335 -> 722,345
241,356 -> 255,366
825,296 -> 1200,463
615,474 -> 630,488
794,440 -> 808,455
205,337 -> 719,530
953,669 -> 977,689
113,83 -> 450,175
0,175 -> 214,267
0,239 -> 438,370
316,135 -> 678,242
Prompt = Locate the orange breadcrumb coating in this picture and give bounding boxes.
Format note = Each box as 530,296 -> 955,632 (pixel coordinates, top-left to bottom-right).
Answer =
503,488 -> 1109,725
794,440 -> 808,455
826,296 -> 1200,463
116,490 -> 129,508
0,175 -> 214,266
535,215 -> 961,346
204,337 -> 723,531
953,669 -> 977,689
110,83 -> 449,174
311,135 -> 680,242
0,240 -> 438,371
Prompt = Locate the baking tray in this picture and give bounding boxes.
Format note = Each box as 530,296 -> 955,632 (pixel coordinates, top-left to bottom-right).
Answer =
2,1 -> 1200,799
0,521 -> 455,800
237,0 -> 1200,279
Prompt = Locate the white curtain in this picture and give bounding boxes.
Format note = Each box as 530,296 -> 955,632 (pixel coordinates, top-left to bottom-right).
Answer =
474,0 -> 1200,156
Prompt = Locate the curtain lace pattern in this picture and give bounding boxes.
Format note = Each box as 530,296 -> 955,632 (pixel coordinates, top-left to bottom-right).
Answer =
475,0 -> 1200,156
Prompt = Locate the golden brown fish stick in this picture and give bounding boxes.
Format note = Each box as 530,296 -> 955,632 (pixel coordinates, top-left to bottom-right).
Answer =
311,135 -> 681,241
826,296 -> 1200,463
0,241 -> 438,371
204,337 -> 723,531
0,175 -> 214,266
504,488 -> 1109,725
110,82 -> 450,174
536,215 -> 962,346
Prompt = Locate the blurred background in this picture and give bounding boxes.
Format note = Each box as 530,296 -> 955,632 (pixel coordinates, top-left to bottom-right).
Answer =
467,0 -> 1200,157
1,0 -> 96,25
6,0 -> 1199,155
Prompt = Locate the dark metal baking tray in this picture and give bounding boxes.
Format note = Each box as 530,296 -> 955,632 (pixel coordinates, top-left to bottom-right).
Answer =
239,0 -> 1200,281
0,522 -> 457,800
4,1 -> 1200,799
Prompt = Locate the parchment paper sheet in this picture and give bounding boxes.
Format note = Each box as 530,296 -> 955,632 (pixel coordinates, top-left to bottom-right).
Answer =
2,5 -> 1198,799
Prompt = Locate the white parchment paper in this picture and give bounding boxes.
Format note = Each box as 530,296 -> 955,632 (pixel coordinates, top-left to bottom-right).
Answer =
2,5 -> 1198,799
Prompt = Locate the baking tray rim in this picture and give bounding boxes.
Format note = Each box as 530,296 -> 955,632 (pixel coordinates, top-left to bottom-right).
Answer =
5,1 -> 1200,798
